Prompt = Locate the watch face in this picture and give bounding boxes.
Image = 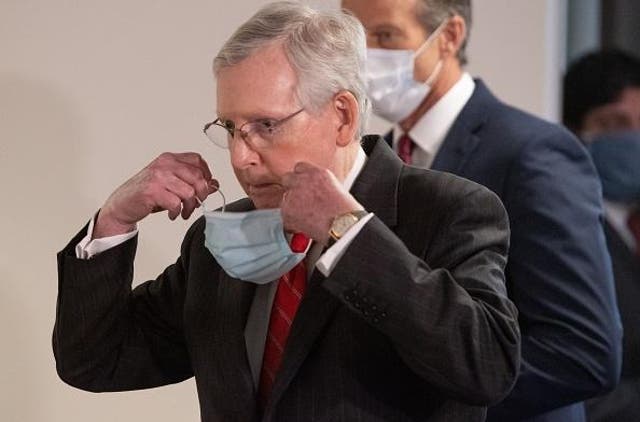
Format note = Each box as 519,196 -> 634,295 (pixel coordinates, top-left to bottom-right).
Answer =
332,213 -> 358,237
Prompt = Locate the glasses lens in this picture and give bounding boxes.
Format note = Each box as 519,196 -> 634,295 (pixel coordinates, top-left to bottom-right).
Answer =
204,123 -> 230,149
242,122 -> 275,149
252,121 -> 277,140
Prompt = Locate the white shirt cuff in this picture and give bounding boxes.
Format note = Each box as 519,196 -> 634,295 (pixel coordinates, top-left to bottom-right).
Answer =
315,213 -> 374,276
75,216 -> 138,259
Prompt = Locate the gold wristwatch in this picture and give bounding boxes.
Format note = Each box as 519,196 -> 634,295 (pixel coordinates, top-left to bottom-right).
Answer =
328,210 -> 369,247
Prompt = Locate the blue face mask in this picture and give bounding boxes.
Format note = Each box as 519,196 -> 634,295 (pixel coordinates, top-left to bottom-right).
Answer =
203,207 -> 306,284
588,131 -> 640,204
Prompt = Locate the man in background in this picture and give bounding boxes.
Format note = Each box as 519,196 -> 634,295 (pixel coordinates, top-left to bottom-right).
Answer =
342,1 -> 622,421
564,49 -> 640,422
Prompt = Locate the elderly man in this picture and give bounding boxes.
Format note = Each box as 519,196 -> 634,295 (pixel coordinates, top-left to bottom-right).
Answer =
342,1 -> 622,421
53,2 -> 519,421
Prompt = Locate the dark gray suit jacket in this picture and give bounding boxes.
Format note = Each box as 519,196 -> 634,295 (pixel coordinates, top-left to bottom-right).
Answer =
586,223 -> 640,421
53,136 -> 520,421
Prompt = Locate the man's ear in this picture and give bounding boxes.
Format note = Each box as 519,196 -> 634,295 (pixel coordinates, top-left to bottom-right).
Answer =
439,15 -> 466,59
333,90 -> 360,147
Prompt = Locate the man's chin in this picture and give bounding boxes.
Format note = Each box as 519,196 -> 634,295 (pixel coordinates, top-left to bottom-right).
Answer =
249,194 -> 282,210
247,184 -> 284,209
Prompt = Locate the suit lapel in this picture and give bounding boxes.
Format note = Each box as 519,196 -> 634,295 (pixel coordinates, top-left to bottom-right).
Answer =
383,130 -> 393,148
265,136 -> 401,411
431,80 -> 490,174
351,135 -> 401,227
212,197 -> 257,395
214,273 -> 257,396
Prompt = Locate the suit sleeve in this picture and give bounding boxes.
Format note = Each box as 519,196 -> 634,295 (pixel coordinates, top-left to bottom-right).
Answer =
487,132 -> 622,419
52,220 -> 198,392
323,176 -> 521,406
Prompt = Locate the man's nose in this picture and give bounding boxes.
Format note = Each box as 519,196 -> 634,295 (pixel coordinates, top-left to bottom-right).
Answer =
229,136 -> 260,169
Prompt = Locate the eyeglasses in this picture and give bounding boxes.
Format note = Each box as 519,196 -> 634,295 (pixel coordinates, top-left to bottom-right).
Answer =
203,108 -> 305,150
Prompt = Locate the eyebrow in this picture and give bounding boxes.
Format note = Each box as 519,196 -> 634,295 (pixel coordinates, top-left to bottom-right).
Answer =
366,23 -> 404,34
217,107 -> 286,121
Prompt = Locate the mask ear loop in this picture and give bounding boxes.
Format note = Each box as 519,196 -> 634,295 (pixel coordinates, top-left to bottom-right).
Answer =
413,19 -> 449,59
412,20 -> 448,87
424,60 -> 443,86
197,187 -> 226,212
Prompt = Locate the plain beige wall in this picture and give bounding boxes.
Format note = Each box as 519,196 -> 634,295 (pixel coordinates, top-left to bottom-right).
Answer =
0,0 -> 565,420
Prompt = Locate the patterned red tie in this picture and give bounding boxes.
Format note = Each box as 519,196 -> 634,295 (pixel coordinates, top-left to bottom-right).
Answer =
628,208 -> 640,257
397,133 -> 415,164
258,233 -> 310,407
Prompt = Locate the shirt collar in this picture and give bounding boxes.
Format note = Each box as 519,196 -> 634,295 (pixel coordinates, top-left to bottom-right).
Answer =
393,72 -> 475,163
604,200 -> 637,250
343,145 -> 367,191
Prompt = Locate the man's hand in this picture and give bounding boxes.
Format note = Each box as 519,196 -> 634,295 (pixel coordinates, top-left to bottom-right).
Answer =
94,152 -> 218,239
280,162 -> 364,244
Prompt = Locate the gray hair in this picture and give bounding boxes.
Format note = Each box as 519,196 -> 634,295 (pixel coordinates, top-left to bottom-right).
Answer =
416,0 -> 472,66
214,1 -> 370,138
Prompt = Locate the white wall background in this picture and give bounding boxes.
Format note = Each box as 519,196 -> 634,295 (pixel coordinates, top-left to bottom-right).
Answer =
0,1 -> 566,421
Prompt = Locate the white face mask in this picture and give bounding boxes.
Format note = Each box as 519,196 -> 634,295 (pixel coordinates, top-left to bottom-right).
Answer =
203,208 -> 307,285
365,21 -> 447,123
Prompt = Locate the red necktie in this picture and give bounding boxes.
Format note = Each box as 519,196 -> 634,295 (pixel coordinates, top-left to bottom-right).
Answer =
258,233 -> 310,407
397,133 -> 414,164
628,208 -> 640,257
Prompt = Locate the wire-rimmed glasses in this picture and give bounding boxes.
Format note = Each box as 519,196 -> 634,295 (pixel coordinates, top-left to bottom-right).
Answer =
203,108 -> 305,149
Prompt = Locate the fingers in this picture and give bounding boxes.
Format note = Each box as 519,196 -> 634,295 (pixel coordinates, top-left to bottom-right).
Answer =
97,151 -> 218,236
172,165 -> 210,202
279,160 -> 362,242
151,189 -> 183,221
160,153 -> 211,199
162,174 -> 196,219
173,152 -> 214,182
282,161 -> 317,190
151,152 -> 218,221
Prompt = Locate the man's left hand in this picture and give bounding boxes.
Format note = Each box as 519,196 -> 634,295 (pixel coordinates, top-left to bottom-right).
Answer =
281,162 -> 364,244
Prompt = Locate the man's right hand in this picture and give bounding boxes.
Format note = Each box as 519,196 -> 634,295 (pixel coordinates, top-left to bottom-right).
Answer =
93,152 -> 218,239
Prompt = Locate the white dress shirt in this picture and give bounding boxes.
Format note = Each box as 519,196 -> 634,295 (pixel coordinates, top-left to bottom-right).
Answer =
392,72 -> 475,168
604,200 -> 637,251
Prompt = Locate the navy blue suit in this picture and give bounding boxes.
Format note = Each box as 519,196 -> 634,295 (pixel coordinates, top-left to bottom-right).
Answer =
427,80 -> 621,421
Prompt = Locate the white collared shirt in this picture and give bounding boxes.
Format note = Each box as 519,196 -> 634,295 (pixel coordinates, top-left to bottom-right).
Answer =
604,200 -> 638,251
392,72 -> 475,168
